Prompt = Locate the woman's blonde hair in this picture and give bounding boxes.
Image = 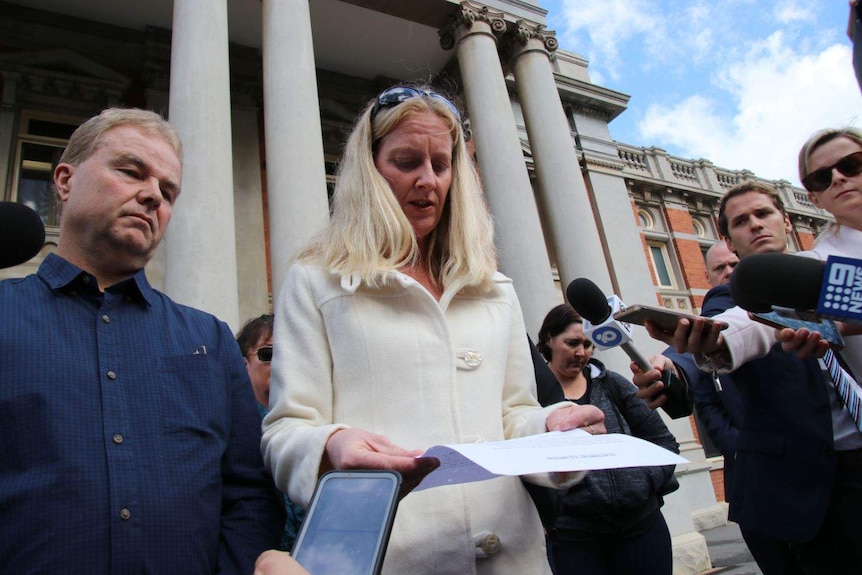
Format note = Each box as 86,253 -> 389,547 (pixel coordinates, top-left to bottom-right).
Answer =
298,88 -> 497,290
797,126 -> 862,236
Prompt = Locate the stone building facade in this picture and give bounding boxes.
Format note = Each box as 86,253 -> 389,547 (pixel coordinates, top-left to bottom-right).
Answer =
0,1 -> 832,573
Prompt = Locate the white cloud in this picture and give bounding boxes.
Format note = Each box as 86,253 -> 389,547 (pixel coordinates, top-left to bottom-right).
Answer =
552,0 -> 666,78
638,34 -> 862,184
773,2 -> 814,24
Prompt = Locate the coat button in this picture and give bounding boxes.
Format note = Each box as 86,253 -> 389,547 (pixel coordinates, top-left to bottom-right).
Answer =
119,508 -> 131,520
473,532 -> 501,557
464,350 -> 483,368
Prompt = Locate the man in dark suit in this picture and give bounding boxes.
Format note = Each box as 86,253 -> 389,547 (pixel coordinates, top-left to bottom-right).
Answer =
639,181 -> 862,574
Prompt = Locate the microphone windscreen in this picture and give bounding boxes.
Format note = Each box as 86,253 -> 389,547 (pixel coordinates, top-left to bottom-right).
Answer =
730,252 -> 825,312
566,278 -> 612,324
0,202 -> 45,269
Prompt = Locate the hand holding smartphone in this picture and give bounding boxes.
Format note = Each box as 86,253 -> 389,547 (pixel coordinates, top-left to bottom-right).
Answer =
291,470 -> 402,575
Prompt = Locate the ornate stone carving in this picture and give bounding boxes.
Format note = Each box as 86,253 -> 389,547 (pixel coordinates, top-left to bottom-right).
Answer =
439,1 -> 507,51
513,19 -> 558,52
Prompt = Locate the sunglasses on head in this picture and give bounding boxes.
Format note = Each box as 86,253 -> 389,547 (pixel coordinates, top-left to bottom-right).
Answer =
370,86 -> 461,122
802,151 -> 862,192
249,345 -> 272,363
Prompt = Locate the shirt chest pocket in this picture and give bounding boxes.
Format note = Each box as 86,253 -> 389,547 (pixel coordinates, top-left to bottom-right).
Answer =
156,354 -> 228,439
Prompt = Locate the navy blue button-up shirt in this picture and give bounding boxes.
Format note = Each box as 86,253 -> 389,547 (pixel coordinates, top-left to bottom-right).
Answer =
0,254 -> 284,574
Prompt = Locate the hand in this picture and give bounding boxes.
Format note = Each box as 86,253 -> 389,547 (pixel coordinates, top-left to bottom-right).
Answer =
324,428 -> 440,496
776,327 -> 830,359
254,550 -> 310,575
630,355 -> 677,410
546,404 -> 606,435
644,317 -> 726,356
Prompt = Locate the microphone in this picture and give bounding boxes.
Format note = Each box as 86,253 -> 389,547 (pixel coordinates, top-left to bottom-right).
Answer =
731,253 -> 862,324
0,202 -> 45,269
565,278 -> 651,371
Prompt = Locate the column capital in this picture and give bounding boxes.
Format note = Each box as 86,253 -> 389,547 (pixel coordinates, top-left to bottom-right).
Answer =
439,1 -> 507,51
512,19 -> 558,53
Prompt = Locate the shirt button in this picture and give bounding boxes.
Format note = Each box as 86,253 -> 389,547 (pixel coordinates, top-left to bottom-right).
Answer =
82,276 -> 91,285
119,508 -> 131,520
102,314 -> 111,323
464,350 -> 483,368
107,370 -> 117,380
112,433 -> 124,444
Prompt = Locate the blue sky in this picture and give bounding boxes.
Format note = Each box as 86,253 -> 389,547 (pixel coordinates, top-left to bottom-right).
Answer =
538,0 -> 862,185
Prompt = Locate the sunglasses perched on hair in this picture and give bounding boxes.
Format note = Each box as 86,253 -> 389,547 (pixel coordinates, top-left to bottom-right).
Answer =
801,151 -> 862,192
249,345 -> 273,363
370,86 -> 462,122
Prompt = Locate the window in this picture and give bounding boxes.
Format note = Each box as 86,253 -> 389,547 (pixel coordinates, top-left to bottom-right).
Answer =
637,209 -> 654,230
648,241 -> 676,288
12,112 -> 81,227
692,217 -> 706,238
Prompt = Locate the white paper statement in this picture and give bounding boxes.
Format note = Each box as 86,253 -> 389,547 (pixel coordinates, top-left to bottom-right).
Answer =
414,430 -> 686,491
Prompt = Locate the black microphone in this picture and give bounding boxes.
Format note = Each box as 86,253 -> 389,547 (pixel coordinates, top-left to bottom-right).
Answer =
731,252 -> 862,324
730,253 -> 824,312
567,278 -> 693,418
565,278 -> 651,371
0,202 -> 45,269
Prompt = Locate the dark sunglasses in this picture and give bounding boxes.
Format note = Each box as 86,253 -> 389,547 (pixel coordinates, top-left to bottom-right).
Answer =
249,345 -> 272,363
370,86 -> 461,122
802,151 -> 862,192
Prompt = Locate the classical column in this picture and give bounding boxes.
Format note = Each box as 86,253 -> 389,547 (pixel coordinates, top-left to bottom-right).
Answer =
0,72 -> 20,197
507,23 -> 612,295
262,0 -> 330,297
232,106 -> 271,321
166,0 -> 240,330
441,3 -> 559,337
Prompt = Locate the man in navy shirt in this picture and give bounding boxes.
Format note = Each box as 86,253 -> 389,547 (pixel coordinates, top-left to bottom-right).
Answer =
0,108 -> 284,574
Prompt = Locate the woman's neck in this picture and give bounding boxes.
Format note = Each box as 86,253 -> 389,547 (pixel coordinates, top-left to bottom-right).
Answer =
401,258 -> 442,301
551,368 -> 588,401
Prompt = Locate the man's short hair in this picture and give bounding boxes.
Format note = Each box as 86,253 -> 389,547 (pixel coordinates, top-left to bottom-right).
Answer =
718,181 -> 786,238
59,108 -> 183,167
236,314 -> 274,357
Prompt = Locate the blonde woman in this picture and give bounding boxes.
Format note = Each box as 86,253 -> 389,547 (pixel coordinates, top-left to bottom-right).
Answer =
261,86 -> 605,574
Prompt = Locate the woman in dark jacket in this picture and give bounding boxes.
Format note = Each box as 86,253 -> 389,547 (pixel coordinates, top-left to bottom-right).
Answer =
537,304 -> 678,575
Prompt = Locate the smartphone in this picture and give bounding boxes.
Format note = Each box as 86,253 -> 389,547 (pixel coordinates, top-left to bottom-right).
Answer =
614,304 -> 726,333
291,470 -> 402,575
748,309 -> 845,350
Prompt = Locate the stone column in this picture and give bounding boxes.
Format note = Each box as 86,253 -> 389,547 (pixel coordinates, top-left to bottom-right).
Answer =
0,72 -> 20,196
507,24 -> 613,295
441,3 -> 559,337
232,106 -> 271,321
262,0 -> 330,297
166,0 -> 240,330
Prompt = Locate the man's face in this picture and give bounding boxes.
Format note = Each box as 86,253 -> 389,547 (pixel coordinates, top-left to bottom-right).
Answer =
723,191 -> 791,257
54,125 -> 181,280
704,242 -> 739,287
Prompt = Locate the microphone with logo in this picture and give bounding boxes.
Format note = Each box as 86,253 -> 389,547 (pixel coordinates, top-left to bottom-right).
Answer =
566,278 -> 691,418
730,252 -> 862,325
0,201 -> 46,269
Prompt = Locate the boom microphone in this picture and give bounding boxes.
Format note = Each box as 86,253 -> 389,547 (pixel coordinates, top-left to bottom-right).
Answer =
0,202 -> 45,269
731,253 -> 862,324
565,278 -> 651,371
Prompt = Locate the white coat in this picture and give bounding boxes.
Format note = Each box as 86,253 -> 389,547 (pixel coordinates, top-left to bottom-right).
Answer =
263,261 -> 569,574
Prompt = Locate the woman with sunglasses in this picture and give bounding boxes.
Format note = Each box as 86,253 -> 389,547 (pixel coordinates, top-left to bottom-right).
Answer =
535,304 -> 677,575
780,128 -> 862,379
261,85 -> 605,575
237,314 -> 307,553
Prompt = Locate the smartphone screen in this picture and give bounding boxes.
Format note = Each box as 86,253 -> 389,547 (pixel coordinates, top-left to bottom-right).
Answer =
749,309 -> 845,349
292,470 -> 402,575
